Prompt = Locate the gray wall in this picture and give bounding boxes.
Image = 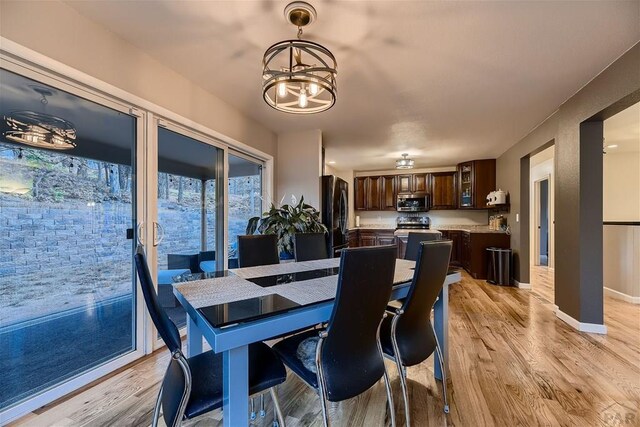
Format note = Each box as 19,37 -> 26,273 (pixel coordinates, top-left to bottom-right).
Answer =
496,42 -> 640,324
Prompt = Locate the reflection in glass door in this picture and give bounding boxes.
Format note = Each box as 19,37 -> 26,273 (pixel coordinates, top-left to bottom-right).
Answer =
228,153 -> 263,267
155,125 -> 222,330
0,69 -> 139,411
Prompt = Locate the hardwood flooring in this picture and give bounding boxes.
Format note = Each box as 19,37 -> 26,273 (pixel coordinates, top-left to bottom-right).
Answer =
10,269 -> 640,427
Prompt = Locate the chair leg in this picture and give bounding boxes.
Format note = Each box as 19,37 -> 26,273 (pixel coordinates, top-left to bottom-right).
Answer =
269,387 -> 286,427
319,391 -> 330,427
151,384 -> 163,427
260,393 -> 266,418
250,397 -> 256,420
432,326 -> 450,414
381,360 -> 397,427
393,357 -> 410,427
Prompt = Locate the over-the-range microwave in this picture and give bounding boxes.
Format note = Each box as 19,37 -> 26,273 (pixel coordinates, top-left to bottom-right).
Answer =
397,193 -> 430,212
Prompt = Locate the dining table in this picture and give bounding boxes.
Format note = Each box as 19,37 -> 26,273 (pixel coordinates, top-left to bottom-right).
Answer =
173,257 -> 462,427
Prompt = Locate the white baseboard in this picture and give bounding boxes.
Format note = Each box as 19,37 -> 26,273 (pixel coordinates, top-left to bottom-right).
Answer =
604,287 -> 640,304
555,309 -> 607,334
514,280 -> 531,289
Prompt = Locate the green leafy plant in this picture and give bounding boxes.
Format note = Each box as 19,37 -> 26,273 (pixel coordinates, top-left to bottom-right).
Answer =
246,196 -> 327,258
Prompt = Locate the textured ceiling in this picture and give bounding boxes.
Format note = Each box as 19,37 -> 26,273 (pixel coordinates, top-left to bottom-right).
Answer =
65,0 -> 640,171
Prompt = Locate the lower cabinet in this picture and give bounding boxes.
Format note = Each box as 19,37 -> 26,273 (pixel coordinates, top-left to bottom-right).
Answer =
347,229 -> 359,248
462,232 -> 510,279
351,229 -> 397,250
440,230 -> 463,266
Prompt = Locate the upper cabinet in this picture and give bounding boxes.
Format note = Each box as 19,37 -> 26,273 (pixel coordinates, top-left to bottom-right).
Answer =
397,175 -> 412,193
367,176 -> 382,211
430,172 -> 457,209
354,177 -> 368,210
380,176 -> 396,210
413,174 -> 429,192
354,175 -> 397,211
457,159 -> 496,209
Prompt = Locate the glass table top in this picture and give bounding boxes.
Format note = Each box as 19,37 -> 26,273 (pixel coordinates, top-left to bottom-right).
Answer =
198,294 -> 300,328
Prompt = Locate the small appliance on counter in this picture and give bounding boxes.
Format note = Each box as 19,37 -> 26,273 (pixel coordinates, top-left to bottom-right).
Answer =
486,189 -> 507,206
489,214 -> 508,231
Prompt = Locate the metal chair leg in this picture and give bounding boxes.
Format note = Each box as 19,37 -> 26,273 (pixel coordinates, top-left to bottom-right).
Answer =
270,387 -> 286,427
390,317 -> 410,427
432,325 -> 450,414
260,393 -> 266,417
151,384 -> 163,427
381,361 -> 397,427
250,397 -> 256,420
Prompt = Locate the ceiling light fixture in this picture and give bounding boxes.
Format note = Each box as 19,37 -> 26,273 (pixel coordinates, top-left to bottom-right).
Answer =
396,153 -> 415,169
3,87 -> 77,150
4,111 -> 77,150
607,144 -> 618,148
262,1 -> 337,114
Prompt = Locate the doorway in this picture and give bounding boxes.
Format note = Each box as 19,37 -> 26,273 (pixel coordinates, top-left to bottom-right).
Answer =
537,178 -> 549,266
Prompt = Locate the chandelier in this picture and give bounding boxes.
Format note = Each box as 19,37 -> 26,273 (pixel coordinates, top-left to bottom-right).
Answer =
4,111 -> 77,150
3,87 -> 76,150
396,153 -> 415,169
262,2 -> 337,114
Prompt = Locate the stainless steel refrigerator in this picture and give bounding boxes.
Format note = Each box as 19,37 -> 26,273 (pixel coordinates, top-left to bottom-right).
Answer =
321,175 -> 349,257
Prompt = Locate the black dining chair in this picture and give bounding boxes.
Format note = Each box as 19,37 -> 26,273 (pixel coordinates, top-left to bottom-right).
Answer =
294,232 -> 328,262
273,245 -> 398,427
134,246 -> 287,427
237,234 -> 280,268
404,231 -> 442,261
380,240 -> 452,426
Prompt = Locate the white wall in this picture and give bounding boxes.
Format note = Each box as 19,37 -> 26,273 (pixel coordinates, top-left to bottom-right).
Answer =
0,0 -> 277,157
603,152 -> 640,221
530,146 -> 555,268
603,225 -> 640,300
276,130 -> 322,209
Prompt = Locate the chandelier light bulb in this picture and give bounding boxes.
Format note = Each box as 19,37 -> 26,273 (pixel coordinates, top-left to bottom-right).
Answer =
298,90 -> 308,108
277,81 -> 287,97
309,81 -> 319,96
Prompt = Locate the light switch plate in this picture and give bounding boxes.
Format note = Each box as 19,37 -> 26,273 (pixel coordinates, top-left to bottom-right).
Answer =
516,213 -> 519,222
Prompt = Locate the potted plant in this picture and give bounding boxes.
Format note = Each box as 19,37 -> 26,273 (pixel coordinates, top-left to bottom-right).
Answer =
246,196 -> 327,259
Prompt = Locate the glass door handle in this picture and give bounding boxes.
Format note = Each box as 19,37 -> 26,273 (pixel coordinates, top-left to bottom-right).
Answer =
153,221 -> 165,247
136,222 -> 145,245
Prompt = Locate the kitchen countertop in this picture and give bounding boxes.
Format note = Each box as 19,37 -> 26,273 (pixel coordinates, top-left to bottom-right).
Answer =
351,224 -> 509,234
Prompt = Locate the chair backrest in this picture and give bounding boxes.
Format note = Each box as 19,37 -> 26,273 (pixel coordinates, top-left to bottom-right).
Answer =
237,234 -> 280,267
134,246 -> 181,353
320,245 -> 397,402
134,246 -> 190,427
395,240 -> 452,366
198,250 -> 216,262
404,231 -> 442,261
294,232 -> 328,262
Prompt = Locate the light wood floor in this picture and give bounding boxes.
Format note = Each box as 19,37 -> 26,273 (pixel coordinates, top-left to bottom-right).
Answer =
10,269 -> 640,427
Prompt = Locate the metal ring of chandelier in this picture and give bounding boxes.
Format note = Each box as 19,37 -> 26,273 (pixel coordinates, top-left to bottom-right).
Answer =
262,39 -> 337,114
4,111 -> 77,150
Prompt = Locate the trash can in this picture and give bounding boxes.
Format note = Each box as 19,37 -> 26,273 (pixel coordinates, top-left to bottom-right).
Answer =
486,247 -> 512,286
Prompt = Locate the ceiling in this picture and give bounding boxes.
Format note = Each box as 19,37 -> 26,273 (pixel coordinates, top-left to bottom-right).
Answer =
65,0 -> 640,171
604,102 -> 640,153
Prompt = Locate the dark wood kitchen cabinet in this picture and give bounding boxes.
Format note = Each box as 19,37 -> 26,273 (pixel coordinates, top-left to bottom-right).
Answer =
458,159 -> 496,209
354,175 -> 397,211
353,229 -> 397,248
430,172 -> 457,209
439,230 -> 463,265
413,174 -> 429,192
347,229 -> 359,248
397,173 -> 428,194
397,175 -> 413,193
461,231 -> 510,279
367,176 -> 382,210
354,177 -> 368,210
380,176 -> 397,211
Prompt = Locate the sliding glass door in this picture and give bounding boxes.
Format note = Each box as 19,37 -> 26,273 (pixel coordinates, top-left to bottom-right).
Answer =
228,152 -> 264,265
0,68 -> 143,413
150,120 -> 224,338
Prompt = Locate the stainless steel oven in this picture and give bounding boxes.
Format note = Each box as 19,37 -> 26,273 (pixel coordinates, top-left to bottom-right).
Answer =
396,193 -> 430,212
